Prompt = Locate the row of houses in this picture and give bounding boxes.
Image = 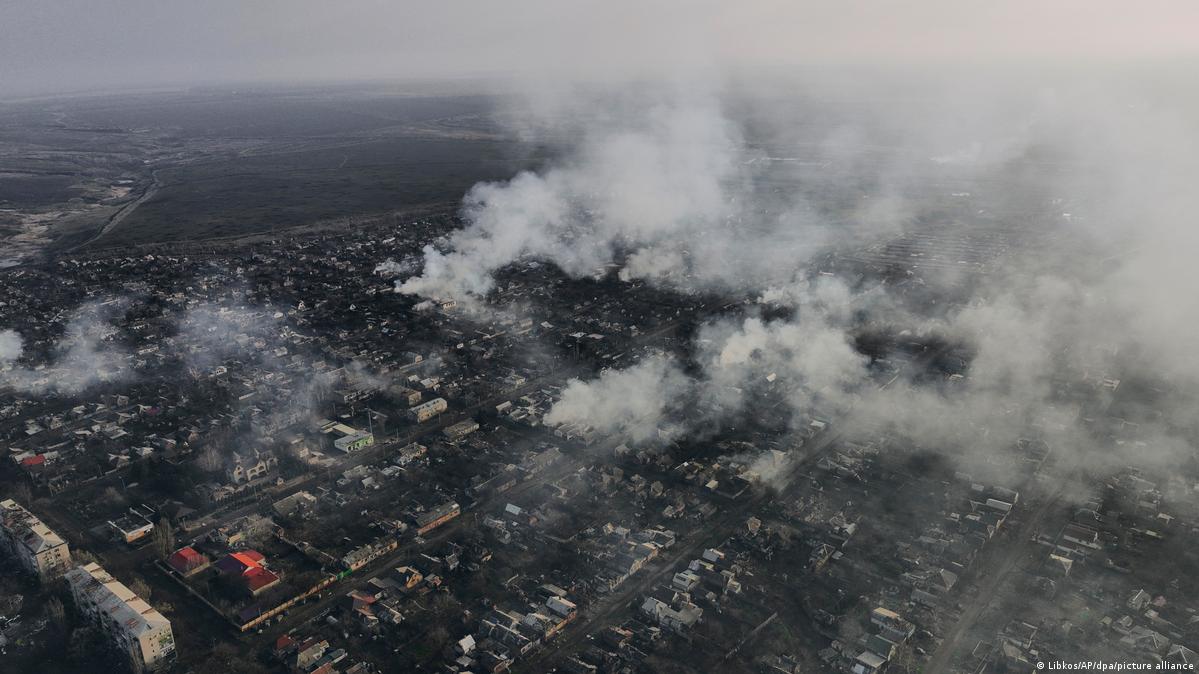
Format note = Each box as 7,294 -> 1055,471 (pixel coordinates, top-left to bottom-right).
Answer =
636,547 -> 743,637
273,631 -> 374,674
589,523 -> 676,591
462,592 -> 580,671
848,608 -> 918,674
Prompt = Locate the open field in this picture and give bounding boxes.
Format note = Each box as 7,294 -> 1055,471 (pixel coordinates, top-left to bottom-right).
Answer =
102,136 -> 530,246
0,84 -> 544,257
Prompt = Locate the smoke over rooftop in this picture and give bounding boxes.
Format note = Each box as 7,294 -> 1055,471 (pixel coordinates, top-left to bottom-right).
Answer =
382,19 -> 1199,482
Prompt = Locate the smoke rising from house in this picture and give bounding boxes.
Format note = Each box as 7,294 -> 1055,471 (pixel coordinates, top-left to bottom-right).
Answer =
400,91 -> 753,304
443,68 -> 1199,482
545,355 -> 691,447
0,300 -> 131,394
0,330 -> 22,363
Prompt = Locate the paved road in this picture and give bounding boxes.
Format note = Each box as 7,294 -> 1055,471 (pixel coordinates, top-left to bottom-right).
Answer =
73,170 -> 161,250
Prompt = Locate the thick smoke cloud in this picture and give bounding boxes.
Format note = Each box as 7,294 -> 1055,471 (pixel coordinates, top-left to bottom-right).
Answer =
697,312 -> 869,418
397,70 -> 1078,307
374,257 -> 422,279
545,279 -> 873,448
400,92 -> 754,303
0,300 -> 131,394
7,3 -> 1186,486
173,303 -> 288,375
427,66 -> 1199,484
399,81 -> 940,307
544,355 -> 691,446
0,330 -> 22,363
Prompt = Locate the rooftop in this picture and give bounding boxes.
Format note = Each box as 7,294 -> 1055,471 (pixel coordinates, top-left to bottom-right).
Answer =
0,498 -> 66,554
65,562 -> 171,639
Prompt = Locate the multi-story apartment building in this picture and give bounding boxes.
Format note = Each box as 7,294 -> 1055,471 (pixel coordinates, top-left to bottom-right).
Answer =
0,498 -> 71,580
65,562 -> 176,670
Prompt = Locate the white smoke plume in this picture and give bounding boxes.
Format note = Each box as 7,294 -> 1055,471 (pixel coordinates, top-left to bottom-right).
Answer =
545,355 -> 691,446
374,256 -> 422,278
544,280 -> 873,448
344,359 -> 390,392
697,312 -> 870,419
400,91 -> 750,304
396,82 -> 928,307
392,39 -> 1199,481
0,300 -> 131,394
0,330 -> 22,363
173,303 -> 285,374
395,72 -> 1072,309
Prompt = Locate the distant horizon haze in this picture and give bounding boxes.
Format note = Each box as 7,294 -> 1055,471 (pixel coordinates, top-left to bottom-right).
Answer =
4,1 -> 1199,97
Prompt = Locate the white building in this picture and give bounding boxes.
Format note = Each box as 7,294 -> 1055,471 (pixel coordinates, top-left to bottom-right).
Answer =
108,511 -> 154,545
443,419 -> 479,441
227,449 -> 278,484
65,562 -> 175,670
0,499 -> 71,580
409,397 -> 448,423
333,429 -> 375,453
641,596 -> 703,632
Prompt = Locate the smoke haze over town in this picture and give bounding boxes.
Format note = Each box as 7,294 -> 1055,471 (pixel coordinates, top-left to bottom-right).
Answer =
1,3 -> 1198,674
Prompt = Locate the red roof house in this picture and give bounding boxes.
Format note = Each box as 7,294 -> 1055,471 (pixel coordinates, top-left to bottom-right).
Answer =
244,566 -> 281,594
167,546 -> 211,576
273,634 -> 297,658
216,549 -> 280,595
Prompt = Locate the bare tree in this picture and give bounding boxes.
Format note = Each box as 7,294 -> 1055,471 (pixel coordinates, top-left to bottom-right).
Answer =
100,486 -> 127,509
12,481 -> 32,504
430,591 -> 459,620
197,445 -> 222,473
68,625 -> 101,662
427,625 -> 450,648
46,596 -> 67,635
151,517 -> 175,560
129,576 -> 152,600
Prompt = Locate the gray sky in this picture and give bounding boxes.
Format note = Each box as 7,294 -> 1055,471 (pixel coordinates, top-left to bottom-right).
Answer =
3,1 -> 1199,97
